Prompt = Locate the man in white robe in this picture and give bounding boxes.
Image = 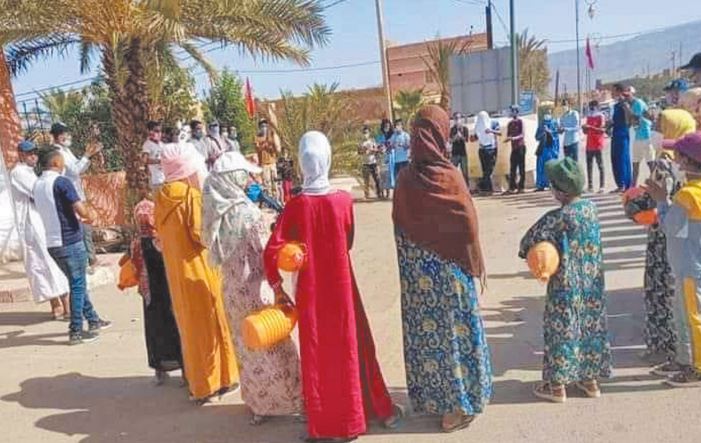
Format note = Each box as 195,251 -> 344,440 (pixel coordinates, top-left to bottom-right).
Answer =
10,140 -> 69,318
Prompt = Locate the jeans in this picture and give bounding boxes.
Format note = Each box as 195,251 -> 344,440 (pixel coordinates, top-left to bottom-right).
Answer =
564,143 -> 579,162
49,241 -> 100,333
478,148 -> 497,192
83,223 -> 97,266
509,147 -> 526,190
586,150 -> 605,190
451,154 -> 469,184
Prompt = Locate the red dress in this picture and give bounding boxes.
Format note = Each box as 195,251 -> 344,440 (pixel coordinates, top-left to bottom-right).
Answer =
264,191 -> 393,439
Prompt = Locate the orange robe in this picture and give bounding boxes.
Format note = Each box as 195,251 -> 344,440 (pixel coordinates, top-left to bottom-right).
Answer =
154,181 -> 238,399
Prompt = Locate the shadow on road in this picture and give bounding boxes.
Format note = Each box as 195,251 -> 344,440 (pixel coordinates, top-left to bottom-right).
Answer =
0,311 -> 56,327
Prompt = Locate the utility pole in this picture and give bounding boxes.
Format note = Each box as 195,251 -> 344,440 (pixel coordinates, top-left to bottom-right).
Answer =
509,0 -> 518,105
486,0 -> 494,49
374,0 -> 393,119
575,0 -> 582,112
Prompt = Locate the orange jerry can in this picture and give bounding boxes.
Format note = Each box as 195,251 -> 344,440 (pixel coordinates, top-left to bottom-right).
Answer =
242,305 -> 299,350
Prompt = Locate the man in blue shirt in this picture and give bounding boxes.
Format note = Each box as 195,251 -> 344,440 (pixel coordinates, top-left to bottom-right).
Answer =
34,150 -> 111,345
559,100 -> 581,162
389,118 -> 411,178
631,93 -> 654,186
610,83 -> 633,192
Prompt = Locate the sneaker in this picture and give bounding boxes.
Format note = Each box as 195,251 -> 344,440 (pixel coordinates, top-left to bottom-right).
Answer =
664,368 -> 701,388
69,330 -> 100,345
651,361 -> 683,376
88,319 -> 113,333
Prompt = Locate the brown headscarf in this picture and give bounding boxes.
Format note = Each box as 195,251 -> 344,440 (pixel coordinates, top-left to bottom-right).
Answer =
392,105 -> 485,279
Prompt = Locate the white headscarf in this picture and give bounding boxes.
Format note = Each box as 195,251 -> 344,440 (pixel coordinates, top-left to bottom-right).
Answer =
474,111 -> 494,146
299,131 -> 332,195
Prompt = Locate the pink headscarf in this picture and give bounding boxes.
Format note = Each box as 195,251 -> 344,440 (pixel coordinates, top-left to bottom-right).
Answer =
161,142 -> 206,186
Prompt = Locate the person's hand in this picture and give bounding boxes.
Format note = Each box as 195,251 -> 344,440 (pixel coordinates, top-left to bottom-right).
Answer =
503,137 -> 511,143
643,178 -> 668,202
274,286 -> 294,306
85,141 -> 103,159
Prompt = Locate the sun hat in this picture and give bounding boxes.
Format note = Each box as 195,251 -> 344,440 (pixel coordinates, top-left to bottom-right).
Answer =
545,157 -> 585,196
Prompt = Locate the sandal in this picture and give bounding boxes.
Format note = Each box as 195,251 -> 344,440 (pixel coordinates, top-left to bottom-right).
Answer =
575,380 -> 601,398
533,382 -> 566,403
383,403 -> 405,429
664,368 -> 701,388
441,412 -> 475,433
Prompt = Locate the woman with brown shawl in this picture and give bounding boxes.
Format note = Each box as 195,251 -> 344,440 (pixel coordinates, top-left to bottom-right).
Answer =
393,105 -> 492,433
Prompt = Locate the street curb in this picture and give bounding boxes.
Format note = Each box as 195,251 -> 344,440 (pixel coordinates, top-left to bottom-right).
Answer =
0,265 -> 117,305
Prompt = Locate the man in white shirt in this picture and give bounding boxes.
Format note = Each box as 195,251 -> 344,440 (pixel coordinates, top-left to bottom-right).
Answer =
50,122 -> 102,267
142,120 -> 165,189
10,140 -> 69,318
202,120 -> 226,170
222,124 -> 242,153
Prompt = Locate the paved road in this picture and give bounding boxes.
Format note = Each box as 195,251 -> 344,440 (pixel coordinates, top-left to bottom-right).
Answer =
1,190 -> 699,443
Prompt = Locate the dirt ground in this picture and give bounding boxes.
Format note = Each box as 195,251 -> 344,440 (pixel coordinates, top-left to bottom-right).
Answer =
1,189 -> 701,443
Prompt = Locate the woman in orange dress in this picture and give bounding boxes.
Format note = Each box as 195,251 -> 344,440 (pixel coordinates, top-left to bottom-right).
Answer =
154,143 -> 238,403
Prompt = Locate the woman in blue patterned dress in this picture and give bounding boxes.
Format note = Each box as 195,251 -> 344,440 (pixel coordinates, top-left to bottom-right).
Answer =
393,105 -> 492,433
519,157 -> 613,403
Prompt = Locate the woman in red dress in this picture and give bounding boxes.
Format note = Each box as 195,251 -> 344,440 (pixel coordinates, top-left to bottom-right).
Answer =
264,131 -> 400,442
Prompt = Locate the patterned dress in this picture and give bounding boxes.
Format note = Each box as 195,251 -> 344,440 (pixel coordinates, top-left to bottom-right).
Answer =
396,231 -> 492,416
519,199 -> 613,384
624,193 -> 678,358
219,218 -> 303,416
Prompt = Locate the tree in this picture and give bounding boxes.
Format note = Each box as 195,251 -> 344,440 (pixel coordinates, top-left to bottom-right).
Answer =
0,0 -> 330,203
421,36 -> 471,111
518,29 -> 550,98
393,89 -> 424,126
276,82 -> 360,177
203,70 -> 255,153
153,65 -> 198,128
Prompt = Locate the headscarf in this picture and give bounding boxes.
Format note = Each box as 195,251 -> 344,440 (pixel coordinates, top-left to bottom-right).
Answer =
161,142 -> 207,187
474,111 -> 494,146
202,167 -> 263,266
393,105 -> 485,279
660,109 -> 697,140
299,131 -> 332,195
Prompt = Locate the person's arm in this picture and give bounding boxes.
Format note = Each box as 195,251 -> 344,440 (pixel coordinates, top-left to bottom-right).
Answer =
62,149 -> 91,176
73,201 -> 94,224
263,203 -> 297,305
10,168 -> 35,200
186,187 -> 206,248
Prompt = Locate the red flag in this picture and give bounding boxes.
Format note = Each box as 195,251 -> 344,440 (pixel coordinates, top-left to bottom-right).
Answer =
245,77 -> 256,118
585,38 -> 595,70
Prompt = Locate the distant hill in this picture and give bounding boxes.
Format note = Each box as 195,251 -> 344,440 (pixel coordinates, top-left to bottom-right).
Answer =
547,20 -> 701,95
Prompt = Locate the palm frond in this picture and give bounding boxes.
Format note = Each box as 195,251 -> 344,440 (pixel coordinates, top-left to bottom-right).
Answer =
179,41 -> 219,84
79,39 -> 98,74
4,35 -> 79,76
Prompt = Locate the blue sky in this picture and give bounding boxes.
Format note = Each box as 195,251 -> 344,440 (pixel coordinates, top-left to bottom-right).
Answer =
10,0 -> 700,104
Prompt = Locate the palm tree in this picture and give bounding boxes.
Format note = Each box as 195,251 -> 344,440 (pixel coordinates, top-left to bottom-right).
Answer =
393,89 -> 424,126
0,0 -> 330,198
517,29 -> 550,98
421,36 -> 472,111
40,89 -> 86,121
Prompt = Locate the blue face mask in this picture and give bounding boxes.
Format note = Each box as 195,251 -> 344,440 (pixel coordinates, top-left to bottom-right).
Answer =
193,130 -> 204,140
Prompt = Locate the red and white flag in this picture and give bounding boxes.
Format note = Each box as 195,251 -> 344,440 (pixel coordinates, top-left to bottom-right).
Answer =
585,37 -> 595,70
245,77 -> 256,118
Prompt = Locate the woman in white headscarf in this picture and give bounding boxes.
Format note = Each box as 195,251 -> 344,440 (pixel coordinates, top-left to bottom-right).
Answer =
474,111 -> 501,193
201,151 -> 302,424
264,131 -> 401,442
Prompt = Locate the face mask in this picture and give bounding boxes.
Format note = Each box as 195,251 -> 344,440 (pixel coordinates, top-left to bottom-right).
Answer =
229,130 -> 238,140
193,130 -> 203,140
221,131 -> 228,140
363,131 -> 371,139
62,137 -> 72,148
395,125 -> 403,132
260,126 -> 268,135
208,126 -> 220,137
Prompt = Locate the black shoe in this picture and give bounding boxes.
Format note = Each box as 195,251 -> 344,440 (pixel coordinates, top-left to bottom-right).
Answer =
69,330 -> 100,345
88,319 -> 113,333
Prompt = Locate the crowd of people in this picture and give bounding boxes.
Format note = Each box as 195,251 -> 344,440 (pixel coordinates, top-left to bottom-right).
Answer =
7,53 -> 701,441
